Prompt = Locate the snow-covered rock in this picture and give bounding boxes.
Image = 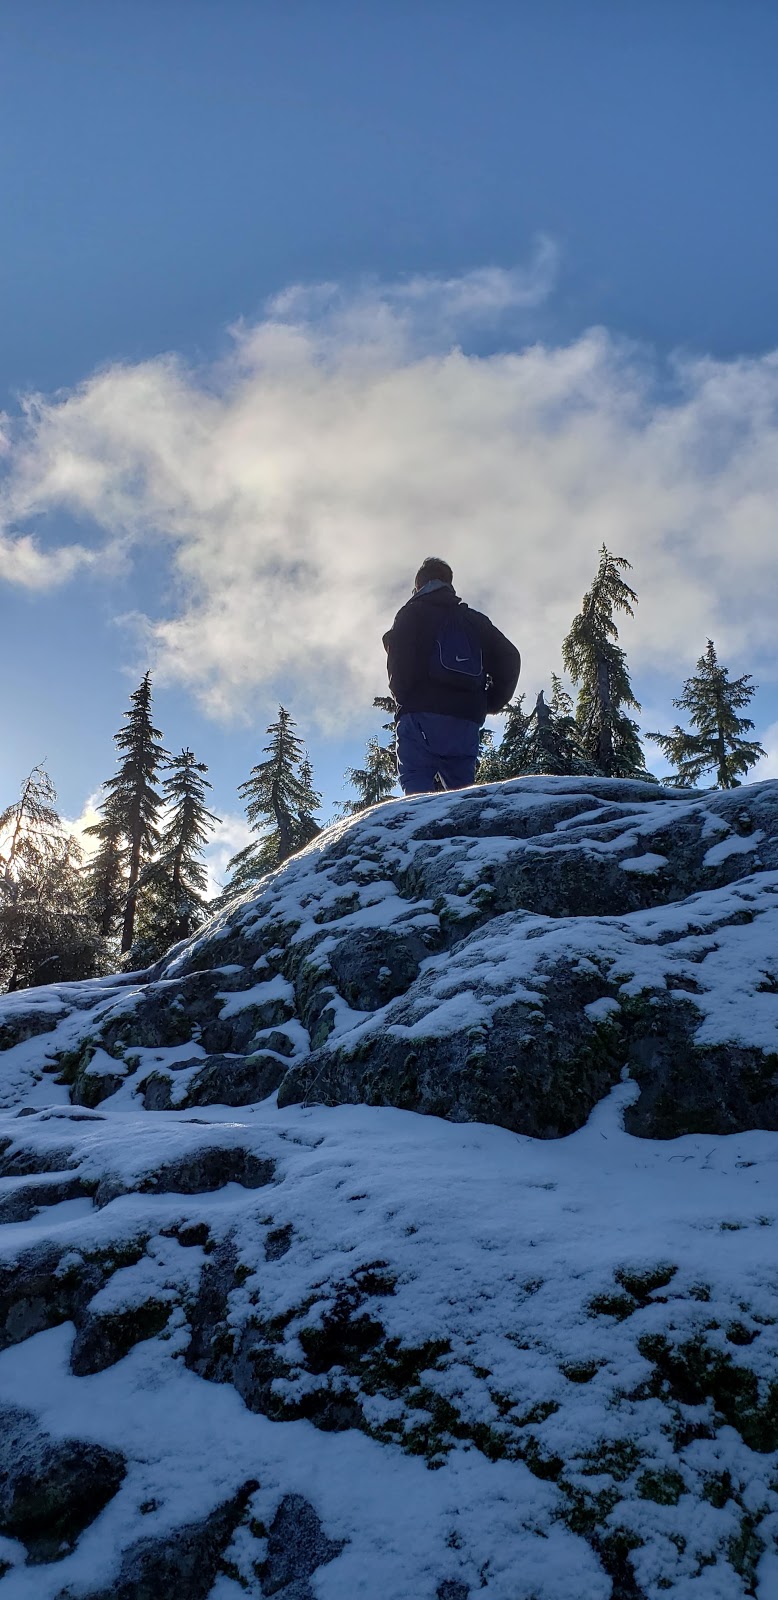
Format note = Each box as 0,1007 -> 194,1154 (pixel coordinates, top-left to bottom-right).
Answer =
0,777 -> 777,1598
6,774 -> 774,1141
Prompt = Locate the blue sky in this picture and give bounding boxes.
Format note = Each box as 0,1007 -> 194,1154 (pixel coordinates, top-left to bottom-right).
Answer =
2,1 -> 778,884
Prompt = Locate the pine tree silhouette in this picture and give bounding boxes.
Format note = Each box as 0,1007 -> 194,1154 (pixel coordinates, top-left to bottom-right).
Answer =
341,694 -> 397,812
562,547 -> 650,778
295,755 -> 323,847
519,682 -> 595,776
223,707 -> 321,897
84,798 -> 126,940
647,641 -> 766,788
480,680 -> 597,781
93,672 -> 167,953
477,694 -> 529,780
133,749 -> 220,960
342,736 -> 397,812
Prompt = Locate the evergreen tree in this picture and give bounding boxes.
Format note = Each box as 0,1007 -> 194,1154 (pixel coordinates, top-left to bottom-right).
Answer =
95,672 -> 167,953
222,707 -> 321,896
549,674 -> 574,720
83,798 -> 126,940
373,694 -> 397,731
483,694 -> 529,780
475,727 -> 504,783
0,767 -> 102,991
499,693 -> 530,777
562,546 -> 650,778
132,750 -> 221,962
647,640 -> 766,789
478,681 -> 598,782
341,693 -> 398,813
371,696 -> 399,795
518,683 -> 595,776
475,696 -> 529,782
372,694 -> 399,787
295,755 -> 323,848
342,737 -> 397,812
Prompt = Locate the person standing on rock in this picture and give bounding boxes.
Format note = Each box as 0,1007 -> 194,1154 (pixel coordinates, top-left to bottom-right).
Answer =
384,557 -> 521,795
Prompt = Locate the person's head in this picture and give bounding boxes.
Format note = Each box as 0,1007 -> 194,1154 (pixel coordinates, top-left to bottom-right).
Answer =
414,556 -> 453,592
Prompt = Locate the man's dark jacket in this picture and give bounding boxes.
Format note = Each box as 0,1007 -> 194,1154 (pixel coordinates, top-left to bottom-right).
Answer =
383,584 -> 521,723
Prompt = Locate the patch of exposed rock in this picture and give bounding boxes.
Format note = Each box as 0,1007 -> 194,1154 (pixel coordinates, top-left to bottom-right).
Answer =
3,776 -> 772,1141
0,1405 -> 125,1564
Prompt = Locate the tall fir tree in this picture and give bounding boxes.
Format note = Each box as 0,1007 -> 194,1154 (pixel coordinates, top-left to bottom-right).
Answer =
222,707 -> 321,897
478,681 -> 597,782
132,750 -> 221,962
295,755 -> 323,848
498,693 -> 530,778
517,682 -> 595,776
373,694 -> 397,746
342,736 -> 397,812
476,727 -> 502,783
341,693 -> 398,813
477,694 -> 529,781
84,798 -> 126,940
562,546 -> 650,778
0,767 -> 102,992
647,640 -> 766,789
94,672 -> 167,953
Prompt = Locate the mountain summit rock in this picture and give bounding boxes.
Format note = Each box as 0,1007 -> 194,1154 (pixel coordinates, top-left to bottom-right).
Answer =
1,777 -> 777,1598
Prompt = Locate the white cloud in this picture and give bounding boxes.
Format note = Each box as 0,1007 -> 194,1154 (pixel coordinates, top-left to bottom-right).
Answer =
754,721 -> 778,781
1,256 -> 778,728
265,236 -> 559,347
62,794 -> 102,859
203,813 -> 254,900
0,529 -> 93,590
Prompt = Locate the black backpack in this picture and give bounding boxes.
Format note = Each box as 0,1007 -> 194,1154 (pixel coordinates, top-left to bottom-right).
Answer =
429,611 -> 485,689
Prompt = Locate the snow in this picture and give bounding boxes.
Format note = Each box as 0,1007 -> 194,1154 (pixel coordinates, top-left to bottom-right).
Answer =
1,777 -> 777,1595
620,853 -> 670,873
704,831 -> 765,867
83,1047 -> 128,1080
0,1085 -> 776,1597
584,996 -> 622,1022
326,872 -> 778,1059
216,974 -> 295,1018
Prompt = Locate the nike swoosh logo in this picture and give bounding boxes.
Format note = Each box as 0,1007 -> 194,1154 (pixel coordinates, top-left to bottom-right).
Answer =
455,655 -> 470,662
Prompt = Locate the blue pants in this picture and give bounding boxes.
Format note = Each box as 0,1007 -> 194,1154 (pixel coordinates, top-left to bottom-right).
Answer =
396,712 -> 481,796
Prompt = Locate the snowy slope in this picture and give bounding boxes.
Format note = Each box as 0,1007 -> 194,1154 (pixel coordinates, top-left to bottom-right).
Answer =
2,775 -> 777,1138
0,777 -> 777,1599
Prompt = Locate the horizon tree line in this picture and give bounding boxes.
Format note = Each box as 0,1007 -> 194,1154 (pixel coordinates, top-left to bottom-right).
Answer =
1,674 -> 222,990
1,546 -> 768,992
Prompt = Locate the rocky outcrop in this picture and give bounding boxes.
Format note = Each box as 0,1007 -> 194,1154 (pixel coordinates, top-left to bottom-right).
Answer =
1,777 -> 777,1599
0,1080 -> 775,1598
2,775 -> 772,1140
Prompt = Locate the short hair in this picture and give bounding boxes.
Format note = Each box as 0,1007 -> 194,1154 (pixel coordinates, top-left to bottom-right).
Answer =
414,556 -> 453,589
